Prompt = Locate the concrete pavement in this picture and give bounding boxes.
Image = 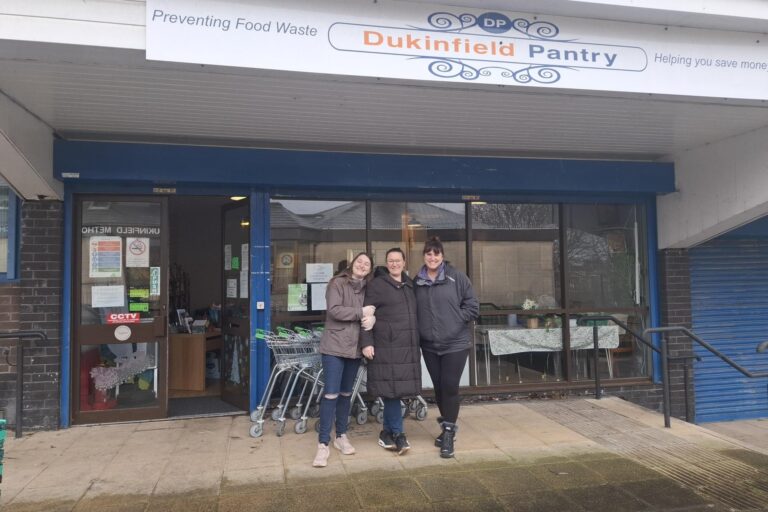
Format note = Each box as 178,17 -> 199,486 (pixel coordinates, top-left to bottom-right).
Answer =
2,397 -> 768,511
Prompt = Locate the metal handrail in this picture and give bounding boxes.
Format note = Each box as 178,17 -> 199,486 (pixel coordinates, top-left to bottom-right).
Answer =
578,316 -> 700,423
0,330 -> 48,438
645,326 -> 768,428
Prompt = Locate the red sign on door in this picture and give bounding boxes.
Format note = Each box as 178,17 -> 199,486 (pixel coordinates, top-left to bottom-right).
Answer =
106,312 -> 141,324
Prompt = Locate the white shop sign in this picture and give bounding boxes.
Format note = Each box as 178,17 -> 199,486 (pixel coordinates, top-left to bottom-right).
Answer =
146,0 -> 768,100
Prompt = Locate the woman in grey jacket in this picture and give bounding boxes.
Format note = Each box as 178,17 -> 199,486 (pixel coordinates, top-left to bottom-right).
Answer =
414,237 -> 479,459
313,252 -> 376,468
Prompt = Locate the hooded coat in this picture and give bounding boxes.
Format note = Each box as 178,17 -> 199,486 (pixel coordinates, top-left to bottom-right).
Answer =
318,270 -> 367,359
360,273 -> 422,399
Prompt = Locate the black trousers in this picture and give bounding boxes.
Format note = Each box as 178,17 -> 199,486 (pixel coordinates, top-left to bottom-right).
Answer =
422,348 -> 469,424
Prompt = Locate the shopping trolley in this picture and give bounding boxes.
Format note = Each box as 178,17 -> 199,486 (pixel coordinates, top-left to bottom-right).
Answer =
370,395 -> 428,423
249,327 -> 323,438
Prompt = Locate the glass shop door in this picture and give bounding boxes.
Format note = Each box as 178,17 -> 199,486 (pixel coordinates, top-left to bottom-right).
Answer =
220,200 -> 250,410
72,197 -> 169,424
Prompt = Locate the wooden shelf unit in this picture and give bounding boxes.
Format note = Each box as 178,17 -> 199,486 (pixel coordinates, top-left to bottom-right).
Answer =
169,331 -> 222,395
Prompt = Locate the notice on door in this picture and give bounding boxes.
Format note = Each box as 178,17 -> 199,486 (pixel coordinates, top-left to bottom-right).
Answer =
240,270 -> 248,299
224,244 -> 232,270
226,278 -> 237,298
89,236 -> 122,278
92,285 -> 125,308
126,237 -> 150,267
288,283 -> 308,311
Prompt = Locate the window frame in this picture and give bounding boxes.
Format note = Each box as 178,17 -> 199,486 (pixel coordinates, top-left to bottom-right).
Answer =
0,190 -> 20,282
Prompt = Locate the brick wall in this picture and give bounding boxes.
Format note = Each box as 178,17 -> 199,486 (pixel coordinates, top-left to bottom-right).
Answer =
610,249 -> 694,421
0,284 -> 21,423
14,201 -> 63,431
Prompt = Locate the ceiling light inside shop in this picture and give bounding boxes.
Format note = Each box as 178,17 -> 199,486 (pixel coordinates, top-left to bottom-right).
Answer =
240,219 -> 250,227
230,196 -> 247,201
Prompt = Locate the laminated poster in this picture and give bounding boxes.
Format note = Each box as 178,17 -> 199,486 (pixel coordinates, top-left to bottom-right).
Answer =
89,236 -> 122,278
224,244 -> 232,270
311,283 -> 327,311
125,237 -> 150,267
306,263 -> 333,283
92,285 -> 125,308
287,283 -> 308,312
241,243 -> 249,271
226,278 -> 237,298
240,270 -> 248,299
150,267 -> 161,296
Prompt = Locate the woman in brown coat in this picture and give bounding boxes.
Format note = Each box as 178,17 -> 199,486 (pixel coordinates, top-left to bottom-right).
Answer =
361,248 -> 421,455
313,252 -> 375,468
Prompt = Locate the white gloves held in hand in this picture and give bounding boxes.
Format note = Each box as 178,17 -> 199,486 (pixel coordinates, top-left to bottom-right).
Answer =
361,315 -> 376,331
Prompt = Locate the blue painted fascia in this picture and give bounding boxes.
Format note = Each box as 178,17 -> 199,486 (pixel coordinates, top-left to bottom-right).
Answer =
55,140 -> 675,196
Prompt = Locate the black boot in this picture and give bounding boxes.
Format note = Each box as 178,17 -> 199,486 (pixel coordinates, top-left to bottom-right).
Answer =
440,422 -> 457,459
434,416 -> 444,447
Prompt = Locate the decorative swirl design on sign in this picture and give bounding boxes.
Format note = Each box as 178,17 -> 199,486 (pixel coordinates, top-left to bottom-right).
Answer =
427,58 -> 480,79
510,18 -> 560,40
424,58 -> 567,84
426,12 -> 478,31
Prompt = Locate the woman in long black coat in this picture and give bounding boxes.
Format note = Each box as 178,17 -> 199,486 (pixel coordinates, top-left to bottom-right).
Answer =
360,248 -> 421,455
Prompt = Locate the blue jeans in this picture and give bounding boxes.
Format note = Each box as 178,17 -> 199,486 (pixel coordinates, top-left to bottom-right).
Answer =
318,354 -> 360,445
382,397 -> 404,435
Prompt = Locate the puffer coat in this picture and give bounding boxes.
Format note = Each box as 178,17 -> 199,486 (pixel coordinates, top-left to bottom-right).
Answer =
360,273 -> 421,399
318,271 -> 366,359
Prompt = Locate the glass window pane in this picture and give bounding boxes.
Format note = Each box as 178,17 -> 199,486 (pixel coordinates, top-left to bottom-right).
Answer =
471,204 -> 561,385
566,204 -> 645,308
79,201 -> 163,325
270,200 -> 366,329
79,342 -> 159,411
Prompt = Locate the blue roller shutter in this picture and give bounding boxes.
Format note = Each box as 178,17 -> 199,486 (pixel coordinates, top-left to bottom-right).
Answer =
690,238 -> 768,423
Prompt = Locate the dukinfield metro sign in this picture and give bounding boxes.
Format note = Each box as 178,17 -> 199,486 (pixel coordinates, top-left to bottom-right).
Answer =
146,0 -> 768,100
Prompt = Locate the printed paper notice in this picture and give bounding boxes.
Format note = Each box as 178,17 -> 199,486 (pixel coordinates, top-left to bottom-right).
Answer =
287,283 -> 308,311
150,267 -> 161,296
241,244 -> 249,271
240,270 -> 248,299
311,283 -> 327,311
125,237 -> 150,267
306,263 -> 333,283
89,236 -> 122,278
224,244 -> 232,270
226,278 -> 237,298
92,285 -> 125,308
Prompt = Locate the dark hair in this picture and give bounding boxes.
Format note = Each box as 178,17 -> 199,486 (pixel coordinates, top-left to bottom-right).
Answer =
347,252 -> 374,280
385,247 -> 405,261
422,236 -> 444,255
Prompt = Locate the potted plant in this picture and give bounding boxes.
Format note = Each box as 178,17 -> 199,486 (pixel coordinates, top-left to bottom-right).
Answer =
522,298 -> 539,328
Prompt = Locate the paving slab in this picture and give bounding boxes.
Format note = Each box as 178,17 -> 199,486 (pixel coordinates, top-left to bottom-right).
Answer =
3,398 -> 768,511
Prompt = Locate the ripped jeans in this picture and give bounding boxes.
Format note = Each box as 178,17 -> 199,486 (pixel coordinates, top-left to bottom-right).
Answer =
317,354 -> 361,445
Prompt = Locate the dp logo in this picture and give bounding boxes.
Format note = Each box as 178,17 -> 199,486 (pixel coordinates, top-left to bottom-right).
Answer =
477,12 -> 512,34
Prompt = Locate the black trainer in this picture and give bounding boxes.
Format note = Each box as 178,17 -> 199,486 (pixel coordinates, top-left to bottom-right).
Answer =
394,433 -> 411,455
378,430 -> 395,450
440,422 -> 457,459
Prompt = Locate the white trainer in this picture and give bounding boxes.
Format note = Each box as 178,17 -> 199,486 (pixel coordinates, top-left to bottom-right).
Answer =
313,443 -> 330,467
333,433 -> 356,455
